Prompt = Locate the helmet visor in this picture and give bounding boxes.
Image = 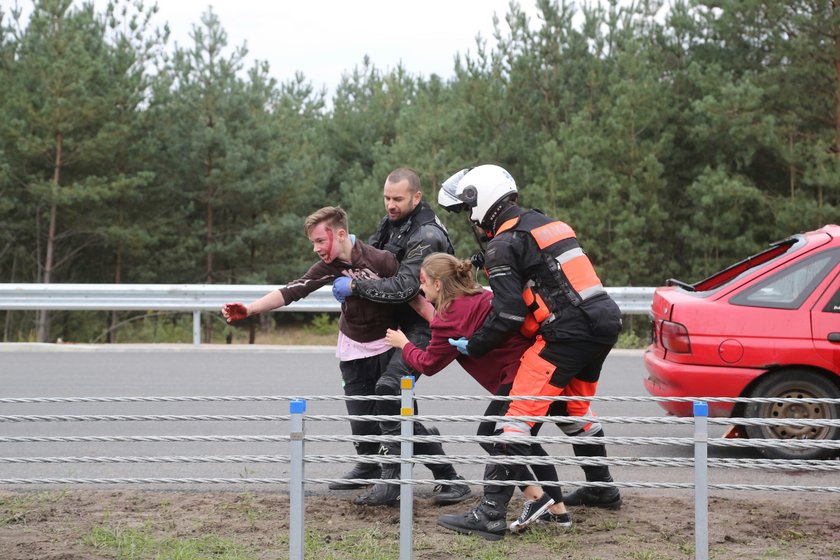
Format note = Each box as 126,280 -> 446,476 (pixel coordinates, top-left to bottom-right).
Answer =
438,168 -> 474,212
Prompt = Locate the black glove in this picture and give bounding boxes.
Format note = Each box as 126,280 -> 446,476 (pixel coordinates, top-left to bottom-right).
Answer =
470,251 -> 485,269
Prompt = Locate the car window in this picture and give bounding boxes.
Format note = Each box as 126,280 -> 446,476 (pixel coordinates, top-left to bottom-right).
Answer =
690,236 -> 803,293
824,284 -> 840,313
731,248 -> 840,309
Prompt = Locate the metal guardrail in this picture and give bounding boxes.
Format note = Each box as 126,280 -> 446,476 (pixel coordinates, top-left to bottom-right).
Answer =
0,284 -> 339,312
0,284 -> 655,345
0,284 -> 655,313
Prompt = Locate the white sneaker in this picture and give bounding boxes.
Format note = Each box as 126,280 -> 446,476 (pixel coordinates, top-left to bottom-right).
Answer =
508,493 -> 554,533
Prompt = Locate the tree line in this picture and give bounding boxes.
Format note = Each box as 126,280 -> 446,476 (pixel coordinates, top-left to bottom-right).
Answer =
1,0 -> 837,343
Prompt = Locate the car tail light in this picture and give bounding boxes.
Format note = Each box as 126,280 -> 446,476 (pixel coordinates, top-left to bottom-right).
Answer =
660,321 -> 691,354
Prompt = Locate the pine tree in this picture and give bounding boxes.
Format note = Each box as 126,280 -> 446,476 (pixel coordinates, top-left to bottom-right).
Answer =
330,59 -> 416,237
2,0 -> 163,341
151,8 -> 283,341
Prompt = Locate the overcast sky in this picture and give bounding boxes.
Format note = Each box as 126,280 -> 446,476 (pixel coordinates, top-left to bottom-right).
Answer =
168,1 -> 533,90
4,0 -> 542,94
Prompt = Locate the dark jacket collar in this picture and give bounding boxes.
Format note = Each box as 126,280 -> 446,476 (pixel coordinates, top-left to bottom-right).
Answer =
389,200 -> 428,229
491,204 -> 525,234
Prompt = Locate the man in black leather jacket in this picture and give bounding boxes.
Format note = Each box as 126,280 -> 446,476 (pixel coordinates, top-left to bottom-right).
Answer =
332,167 -> 471,507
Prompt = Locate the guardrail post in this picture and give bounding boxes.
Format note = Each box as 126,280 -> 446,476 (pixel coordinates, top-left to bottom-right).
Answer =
192,311 -> 201,346
400,376 -> 414,560
289,399 -> 306,560
693,401 -> 708,560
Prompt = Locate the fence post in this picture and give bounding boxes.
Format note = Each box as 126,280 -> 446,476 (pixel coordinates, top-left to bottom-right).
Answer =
289,399 -> 306,560
192,311 -> 201,346
399,376 -> 414,560
693,400 -> 709,560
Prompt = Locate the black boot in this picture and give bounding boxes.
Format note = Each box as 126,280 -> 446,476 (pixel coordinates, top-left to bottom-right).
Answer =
562,475 -> 622,509
437,498 -> 508,541
437,464 -> 514,541
414,425 -> 472,505
565,428 -> 622,509
432,475 -> 472,505
353,463 -> 400,507
329,441 -> 381,490
328,462 -> 381,490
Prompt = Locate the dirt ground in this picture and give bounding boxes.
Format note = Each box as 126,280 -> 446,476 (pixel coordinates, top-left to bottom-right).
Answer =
1,488 -> 838,559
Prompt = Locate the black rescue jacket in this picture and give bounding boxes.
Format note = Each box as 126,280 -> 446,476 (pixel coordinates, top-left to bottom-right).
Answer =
467,206 -> 622,357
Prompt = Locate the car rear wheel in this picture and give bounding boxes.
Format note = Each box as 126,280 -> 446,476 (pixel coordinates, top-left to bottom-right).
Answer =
744,371 -> 840,460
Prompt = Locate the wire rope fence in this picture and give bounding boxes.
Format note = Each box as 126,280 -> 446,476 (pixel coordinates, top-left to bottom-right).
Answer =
1,387 -> 839,560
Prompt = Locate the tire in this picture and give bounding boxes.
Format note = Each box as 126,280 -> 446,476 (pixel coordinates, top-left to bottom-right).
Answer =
743,371 -> 840,460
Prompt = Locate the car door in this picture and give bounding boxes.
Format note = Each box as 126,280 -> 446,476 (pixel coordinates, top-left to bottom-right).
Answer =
812,266 -> 840,371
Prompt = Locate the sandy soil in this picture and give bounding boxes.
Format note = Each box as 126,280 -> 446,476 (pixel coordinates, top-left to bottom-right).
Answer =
1,488 -> 838,559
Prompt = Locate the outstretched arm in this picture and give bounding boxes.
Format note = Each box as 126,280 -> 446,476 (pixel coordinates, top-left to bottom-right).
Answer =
351,258 -> 422,303
222,291 -> 287,323
225,260 -> 337,322
398,325 -> 461,376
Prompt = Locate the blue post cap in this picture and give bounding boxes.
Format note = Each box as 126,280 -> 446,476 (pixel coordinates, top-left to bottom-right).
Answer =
693,401 -> 708,417
290,399 -> 306,414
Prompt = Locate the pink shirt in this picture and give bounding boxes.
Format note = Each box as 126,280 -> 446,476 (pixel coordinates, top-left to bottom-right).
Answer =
336,330 -> 391,362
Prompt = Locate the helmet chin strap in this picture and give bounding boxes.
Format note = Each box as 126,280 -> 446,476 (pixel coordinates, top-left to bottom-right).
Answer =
467,222 -> 489,279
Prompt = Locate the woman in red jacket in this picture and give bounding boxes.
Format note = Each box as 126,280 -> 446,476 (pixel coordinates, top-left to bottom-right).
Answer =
386,253 -> 570,539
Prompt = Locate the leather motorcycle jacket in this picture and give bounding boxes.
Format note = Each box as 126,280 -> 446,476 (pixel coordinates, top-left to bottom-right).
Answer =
353,200 -> 455,326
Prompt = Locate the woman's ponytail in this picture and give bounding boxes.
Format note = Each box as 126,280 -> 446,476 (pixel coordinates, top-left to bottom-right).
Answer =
422,253 -> 484,317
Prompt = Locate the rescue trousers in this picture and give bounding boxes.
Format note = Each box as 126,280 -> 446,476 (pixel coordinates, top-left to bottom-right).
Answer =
494,336 -> 617,498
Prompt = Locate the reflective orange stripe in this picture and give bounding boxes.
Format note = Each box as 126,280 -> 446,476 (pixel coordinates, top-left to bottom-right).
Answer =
496,217 -> 520,235
520,315 -> 540,337
522,287 -> 535,307
561,254 -> 603,294
522,286 -> 551,324
531,221 -> 575,249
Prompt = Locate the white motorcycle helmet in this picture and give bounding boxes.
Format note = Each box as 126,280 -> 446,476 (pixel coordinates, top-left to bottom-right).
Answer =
438,164 -> 517,228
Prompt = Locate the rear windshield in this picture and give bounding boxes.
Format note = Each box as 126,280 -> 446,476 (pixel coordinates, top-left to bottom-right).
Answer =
667,235 -> 806,294
730,247 -> 840,309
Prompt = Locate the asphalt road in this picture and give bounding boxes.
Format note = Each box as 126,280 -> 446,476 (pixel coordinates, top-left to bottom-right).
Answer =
1,344 -> 835,494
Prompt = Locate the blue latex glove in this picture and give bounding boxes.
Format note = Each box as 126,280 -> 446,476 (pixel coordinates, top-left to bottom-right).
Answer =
332,277 -> 353,303
448,337 -> 470,355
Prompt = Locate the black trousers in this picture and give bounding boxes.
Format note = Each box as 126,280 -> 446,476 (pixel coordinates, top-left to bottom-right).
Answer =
339,340 -> 457,478
478,383 -> 564,503
339,350 -> 393,456
374,322 -> 438,443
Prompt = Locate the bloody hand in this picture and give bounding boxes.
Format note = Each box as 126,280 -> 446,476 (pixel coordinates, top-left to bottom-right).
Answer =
222,303 -> 249,323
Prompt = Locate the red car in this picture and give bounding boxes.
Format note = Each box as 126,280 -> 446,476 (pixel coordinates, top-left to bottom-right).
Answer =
644,224 -> 840,459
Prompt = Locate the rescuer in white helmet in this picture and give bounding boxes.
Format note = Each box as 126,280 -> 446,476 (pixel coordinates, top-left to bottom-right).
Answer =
435,164 -> 623,540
